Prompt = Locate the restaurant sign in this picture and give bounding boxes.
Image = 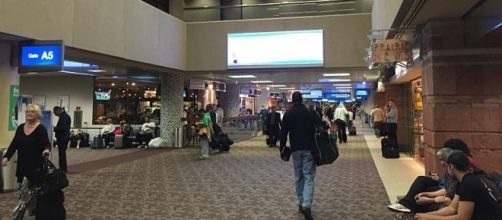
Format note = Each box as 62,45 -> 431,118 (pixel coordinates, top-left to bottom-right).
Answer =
371,39 -> 412,63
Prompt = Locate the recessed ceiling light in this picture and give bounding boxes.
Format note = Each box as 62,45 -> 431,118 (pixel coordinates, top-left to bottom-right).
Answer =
279,87 -> 296,90
268,84 -> 286,87
250,80 -> 273,84
228,75 -> 256,79
319,78 -> 351,82
88,69 -> 107,73
333,83 -> 352,87
323,73 -> 350,77
335,87 -> 352,89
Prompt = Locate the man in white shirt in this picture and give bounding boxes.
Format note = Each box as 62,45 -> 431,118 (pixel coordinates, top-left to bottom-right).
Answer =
334,103 -> 349,143
215,104 -> 224,127
370,105 -> 385,138
137,117 -> 156,148
101,118 -> 116,148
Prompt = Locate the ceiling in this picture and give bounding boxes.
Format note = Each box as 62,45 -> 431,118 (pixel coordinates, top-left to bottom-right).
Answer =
184,0 -> 373,22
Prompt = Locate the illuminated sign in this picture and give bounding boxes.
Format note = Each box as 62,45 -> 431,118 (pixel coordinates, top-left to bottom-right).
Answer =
371,39 -> 411,63
18,40 -> 64,73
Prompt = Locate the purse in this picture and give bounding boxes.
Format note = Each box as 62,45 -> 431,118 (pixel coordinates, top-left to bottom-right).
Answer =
280,146 -> 292,161
39,158 -> 69,196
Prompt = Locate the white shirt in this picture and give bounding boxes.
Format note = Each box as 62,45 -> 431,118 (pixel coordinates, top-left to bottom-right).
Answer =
370,108 -> 385,122
141,122 -> 156,133
334,105 -> 349,123
101,124 -> 115,134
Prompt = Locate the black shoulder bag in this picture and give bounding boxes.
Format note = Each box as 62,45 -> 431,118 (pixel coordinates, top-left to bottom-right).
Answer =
309,110 -> 339,166
39,158 -> 69,196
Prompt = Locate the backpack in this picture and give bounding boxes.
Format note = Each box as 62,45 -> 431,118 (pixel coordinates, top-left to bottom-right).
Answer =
474,170 -> 502,217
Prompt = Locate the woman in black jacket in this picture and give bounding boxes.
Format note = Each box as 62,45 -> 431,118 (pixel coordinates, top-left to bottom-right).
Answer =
2,104 -> 51,219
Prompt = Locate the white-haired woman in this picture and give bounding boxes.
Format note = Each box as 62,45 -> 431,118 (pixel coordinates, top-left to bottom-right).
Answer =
2,104 -> 51,219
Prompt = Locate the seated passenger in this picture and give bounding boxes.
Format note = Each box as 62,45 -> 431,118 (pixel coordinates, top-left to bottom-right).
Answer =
388,139 -> 475,213
101,118 -> 116,148
137,117 -> 155,149
415,150 -> 500,220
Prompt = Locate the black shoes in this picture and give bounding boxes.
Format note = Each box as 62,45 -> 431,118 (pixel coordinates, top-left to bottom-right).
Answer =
298,205 -> 303,213
301,207 -> 314,220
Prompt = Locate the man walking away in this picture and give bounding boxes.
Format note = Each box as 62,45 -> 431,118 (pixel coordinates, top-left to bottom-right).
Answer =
370,105 -> 385,138
265,106 -> 281,147
53,106 -> 71,172
333,103 -> 348,143
280,92 -> 322,220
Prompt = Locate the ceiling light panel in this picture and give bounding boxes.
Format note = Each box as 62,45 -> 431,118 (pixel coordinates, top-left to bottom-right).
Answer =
268,84 -> 286,87
250,80 -> 273,83
323,73 -> 350,77
319,78 -> 351,82
228,75 -> 256,78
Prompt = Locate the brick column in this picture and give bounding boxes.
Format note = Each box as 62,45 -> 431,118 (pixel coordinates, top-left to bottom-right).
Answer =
422,19 -> 502,174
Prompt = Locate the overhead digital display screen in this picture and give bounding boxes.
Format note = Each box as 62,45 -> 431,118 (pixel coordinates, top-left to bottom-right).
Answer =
227,30 -> 324,69
18,41 -> 64,73
355,89 -> 369,97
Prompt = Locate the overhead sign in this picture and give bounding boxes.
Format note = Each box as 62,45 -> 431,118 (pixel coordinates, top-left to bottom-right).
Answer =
18,40 -> 64,73
323,93 -> 351,99
371,39 -> 411,63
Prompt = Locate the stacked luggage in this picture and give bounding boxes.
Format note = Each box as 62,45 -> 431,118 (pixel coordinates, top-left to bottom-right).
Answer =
210,125 -> 234,152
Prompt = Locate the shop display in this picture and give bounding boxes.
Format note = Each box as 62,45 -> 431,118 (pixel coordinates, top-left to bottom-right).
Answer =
412,79 -> 424,159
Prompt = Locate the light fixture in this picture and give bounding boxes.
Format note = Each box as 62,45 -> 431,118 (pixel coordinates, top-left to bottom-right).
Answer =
333,83 -> 352,87
132,82 -> 136,86
335,87 -> 352,89
60,70 -> 96,76
279,87 -> 296,90
319,78 -> 351,82
268,84 -> 286,87
228,75 -> 256,79
88,69 -> 107,73
111,83 -> 115,86
322,73 -> 350,77
250,80 -> 273,84
362,81 -> 367,85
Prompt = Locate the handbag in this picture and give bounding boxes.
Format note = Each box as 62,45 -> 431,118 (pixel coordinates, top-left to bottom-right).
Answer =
280,146 -> 292,161
39,158 -> 69,196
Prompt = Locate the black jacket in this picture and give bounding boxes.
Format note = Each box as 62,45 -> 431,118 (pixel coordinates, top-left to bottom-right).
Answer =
265,112 -> 281,130
54,111 -> 71,139
280,104 -> 322,152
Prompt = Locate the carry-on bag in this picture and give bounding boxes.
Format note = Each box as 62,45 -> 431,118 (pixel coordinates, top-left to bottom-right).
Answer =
92,135 -> 104,149
311,132 -> 339,166
348,125 -> 357,136
381,137 -> 399,158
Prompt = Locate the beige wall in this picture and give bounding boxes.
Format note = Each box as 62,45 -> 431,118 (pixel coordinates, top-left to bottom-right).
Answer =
371,0 -> 403,33
0,0 -> 186,70
186,14 -> 371,71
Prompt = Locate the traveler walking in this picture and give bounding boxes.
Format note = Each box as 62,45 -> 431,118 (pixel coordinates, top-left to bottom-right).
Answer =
280,92 -> 322,220
333,103 -> 349,143
370,105 -> 385,138
198,104 -> 213,159
53,106 -> 71,172
265,106 -> 281,147
2,104 -> 51,219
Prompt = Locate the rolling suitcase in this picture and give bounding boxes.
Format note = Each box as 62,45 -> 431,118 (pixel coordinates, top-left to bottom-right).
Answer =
92,135 -> 104,149
114,135 -> 125,149
348,125 -> 357,136
381,137 -> 399,158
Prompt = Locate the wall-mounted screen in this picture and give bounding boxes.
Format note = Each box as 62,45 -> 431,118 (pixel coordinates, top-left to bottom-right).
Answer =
95,92 -> 110,101
355,89 -> 369,97
18,40 -> 64,73
227,30 -> 324,69
301,90 -> 323,99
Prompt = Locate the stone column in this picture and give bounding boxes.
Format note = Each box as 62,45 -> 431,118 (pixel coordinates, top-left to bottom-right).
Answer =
422,19 -> 502,174
160,73 -> 184,148
0,42 -> 20,190
222,83 -> 240,117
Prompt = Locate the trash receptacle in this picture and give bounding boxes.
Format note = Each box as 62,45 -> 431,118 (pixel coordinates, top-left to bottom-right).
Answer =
174,127 -> 185,148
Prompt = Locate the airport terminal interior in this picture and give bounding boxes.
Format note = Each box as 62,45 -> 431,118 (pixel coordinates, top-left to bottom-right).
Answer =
1,0 -> 502,219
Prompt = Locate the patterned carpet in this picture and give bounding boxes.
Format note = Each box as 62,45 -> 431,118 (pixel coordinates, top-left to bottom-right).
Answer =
0,134 -> 395,220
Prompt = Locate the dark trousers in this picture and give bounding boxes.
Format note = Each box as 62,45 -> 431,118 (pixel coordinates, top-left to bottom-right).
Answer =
56,138 -> 69,172
335,119 -> 347,143
267,125 -> 280,146
138,132 -> 154,145
399,176 -> 441,213
373,121 -> 383,137
388,123 -> 398,145
102,133 -> 114,147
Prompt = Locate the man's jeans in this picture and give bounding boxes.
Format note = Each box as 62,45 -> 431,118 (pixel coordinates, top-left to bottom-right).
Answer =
292,150 -> 317,209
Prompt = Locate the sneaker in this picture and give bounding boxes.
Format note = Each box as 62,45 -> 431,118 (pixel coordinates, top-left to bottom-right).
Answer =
199,156 -> 208,160
301,207 -> 314,220
387,203 -> 411,213
137,145 -> 143,149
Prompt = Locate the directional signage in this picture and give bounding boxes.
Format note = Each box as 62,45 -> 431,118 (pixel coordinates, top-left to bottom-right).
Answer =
18,40 -> 64,73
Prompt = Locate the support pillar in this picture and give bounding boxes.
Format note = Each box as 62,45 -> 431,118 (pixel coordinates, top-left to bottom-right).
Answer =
422,19 -> 502,174
160,73 -> 184,148
222,83 -> 240,117
0,42 -> 20,191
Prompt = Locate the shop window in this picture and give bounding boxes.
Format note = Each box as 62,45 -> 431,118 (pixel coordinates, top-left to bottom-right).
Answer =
93,77 -> 161,125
